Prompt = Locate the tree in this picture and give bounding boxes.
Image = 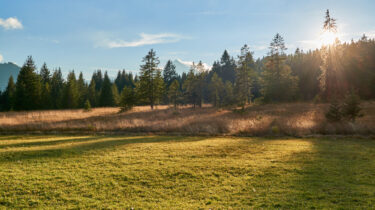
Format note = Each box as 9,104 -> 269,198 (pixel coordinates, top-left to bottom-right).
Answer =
325,100 -> 342,122
40,63 -> 51,84
15,56 -> 42,110
168,80 -> 181,110
87,79 -> 98,107
223,81 -> 234,106
77,72 -> 87,108
120,86 -> 136,111
84,99 -> 92,112
210,72 -> 224,107
163,60 -> 178,88
63,71 -> 79,109
261,33 -> 298,102
4,76 -> 16,110
50,68 -> 65,109
138,49 -> 165,109
235,44 -> 256,109
342,90 -> 363,122
99,72 -> 117,107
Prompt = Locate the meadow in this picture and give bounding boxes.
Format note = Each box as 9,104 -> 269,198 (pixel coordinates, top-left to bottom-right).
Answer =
0,102 -> 374,136
0,135 -> 374,208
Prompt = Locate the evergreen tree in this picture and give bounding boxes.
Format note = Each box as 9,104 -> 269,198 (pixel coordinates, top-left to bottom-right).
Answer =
77,72 -> 87,108
235,44 -> 256,109
50,68 -> 65,109
40,62 -> 51,84
84,99 -> 92,112
15,56 -> 42,110
138,49 -> 165,109
261,33 -> 298,102
99,72 -> 116,107
63,71 -> 79,109
168,80 -> 181,110
342,90 -> 363,122
87,79 -> 98,107
163,60 -> 178,88
223,81 -> 234,106
4,76 -> 16,110
210,72 -> 224,107
325,100 -> 342,122
120,86 -> 136,111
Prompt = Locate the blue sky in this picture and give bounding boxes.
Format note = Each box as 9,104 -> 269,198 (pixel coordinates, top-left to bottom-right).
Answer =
1,0 -> 374,78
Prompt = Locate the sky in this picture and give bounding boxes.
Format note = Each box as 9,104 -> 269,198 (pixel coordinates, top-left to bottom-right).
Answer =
1,0 -> 375,78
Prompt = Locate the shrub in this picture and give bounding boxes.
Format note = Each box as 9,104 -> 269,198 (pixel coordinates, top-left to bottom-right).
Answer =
83,100 -> 92,112
342,90 -> 363,122
120,87 -> 136,112
325,100 -> 342,122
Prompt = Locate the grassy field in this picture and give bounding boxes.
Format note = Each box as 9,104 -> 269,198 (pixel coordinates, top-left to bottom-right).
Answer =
1,102 -> 375,135
0,135 -> 374,208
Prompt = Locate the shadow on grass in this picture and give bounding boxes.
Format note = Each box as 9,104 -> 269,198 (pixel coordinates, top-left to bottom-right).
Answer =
0,135 -> 208,163
280,138 -> 375,208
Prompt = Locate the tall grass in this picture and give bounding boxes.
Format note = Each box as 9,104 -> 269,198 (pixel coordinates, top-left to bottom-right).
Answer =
0,102 -> 374,135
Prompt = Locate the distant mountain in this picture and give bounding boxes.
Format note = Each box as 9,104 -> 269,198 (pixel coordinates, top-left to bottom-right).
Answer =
0,62 -> 20,91
171,59 -> 211,75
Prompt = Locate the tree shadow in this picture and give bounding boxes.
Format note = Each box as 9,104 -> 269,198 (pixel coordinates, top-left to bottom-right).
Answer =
0,135 -> 208,163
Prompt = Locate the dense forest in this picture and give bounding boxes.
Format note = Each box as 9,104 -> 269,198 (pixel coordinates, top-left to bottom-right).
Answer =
0,11 -> 374,112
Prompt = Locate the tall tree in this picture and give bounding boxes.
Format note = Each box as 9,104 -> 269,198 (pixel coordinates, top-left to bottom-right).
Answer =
163,60 -> 178,88
15,56 -> 42,110
40,63 -> 51,84
50,68 -> 65,109
3,76 -> 16,110
77,72 -> 87,107
63,71 -> 79,109
138,49 -> 165,109
210,72 -> 224,107
168,80 -> 181,110
261,33 -> 298,102
99,72 -> 117,107
235,44 -> 255,109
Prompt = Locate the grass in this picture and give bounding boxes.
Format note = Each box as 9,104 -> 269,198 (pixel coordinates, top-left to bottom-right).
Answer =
0,135 -> 374,208
0,102 -> 374,135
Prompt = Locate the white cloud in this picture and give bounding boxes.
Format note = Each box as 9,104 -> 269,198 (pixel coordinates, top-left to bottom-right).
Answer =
104,33 -> 187,48
0,17 -> 23,30
0,54 -> 3,62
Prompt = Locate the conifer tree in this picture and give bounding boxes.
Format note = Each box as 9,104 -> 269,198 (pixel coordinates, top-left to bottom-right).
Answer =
99,72 -> 116,107
40,63 -> 51,84
138,49 -> 164,109
168,80 -> 181,110
4,76 -> 16,110
50,68 -> 65,109
163,60 -> 178,88
210,72 -> 224,107
120,86 -> 136,111
63,71 -> 79,109
15,56 -> 42,110
77,72 -> 87,108
261,33 -> 298,102
87,79 -> 98,107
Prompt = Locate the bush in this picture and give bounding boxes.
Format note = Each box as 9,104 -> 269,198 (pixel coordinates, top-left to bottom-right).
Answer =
120,87 -> 136,112
83,100 -> 92,112
325,100 -> 342,122
342,90 -> 363,122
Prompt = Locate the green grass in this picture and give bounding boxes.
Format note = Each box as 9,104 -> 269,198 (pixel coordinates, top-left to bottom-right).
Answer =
0,135 -> 374,208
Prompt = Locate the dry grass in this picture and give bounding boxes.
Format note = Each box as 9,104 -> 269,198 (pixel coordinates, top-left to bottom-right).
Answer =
0,102 -> 374,135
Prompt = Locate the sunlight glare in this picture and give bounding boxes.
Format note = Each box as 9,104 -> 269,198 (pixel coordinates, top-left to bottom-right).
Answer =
320,31 -> 337,46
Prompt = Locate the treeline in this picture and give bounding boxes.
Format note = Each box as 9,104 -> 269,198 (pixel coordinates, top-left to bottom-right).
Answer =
0,32 -> 374,112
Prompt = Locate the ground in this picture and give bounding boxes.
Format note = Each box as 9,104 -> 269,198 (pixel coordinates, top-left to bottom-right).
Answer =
0,135 -> 374,208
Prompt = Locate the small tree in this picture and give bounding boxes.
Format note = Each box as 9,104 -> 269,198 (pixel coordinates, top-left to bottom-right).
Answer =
120,86 -> 136,112
325,100 -> 342,122
84,99 -> 92,112
342,90 -> 363,122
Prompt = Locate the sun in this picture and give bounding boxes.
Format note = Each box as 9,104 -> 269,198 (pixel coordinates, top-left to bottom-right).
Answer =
320,31 -> 337,46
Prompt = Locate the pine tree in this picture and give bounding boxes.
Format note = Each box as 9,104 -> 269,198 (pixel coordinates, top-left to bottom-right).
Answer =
325,100 -> 342,122
4,76 -> 16,110
223,81 -> 234,106
50,68 -> 65,109
262,34 -> 298,102
40,63 -> 51,84
168,80 -> 181,110
77,72 -> 87,108
235,45 -> 255,109
63,71 -> 79,109
15,56 -> 42,110
87,79 -> 98,107
138,49 -> 165,109
120,86 -> 136,111
84,99 -> 92,112
163,60 -> 178,88
99,72 -> 116,107
210,72 -> 224,107
342,90 -> 363,122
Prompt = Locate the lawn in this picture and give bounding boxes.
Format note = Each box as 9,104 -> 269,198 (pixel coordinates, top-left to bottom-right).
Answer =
0,135 -> 374,208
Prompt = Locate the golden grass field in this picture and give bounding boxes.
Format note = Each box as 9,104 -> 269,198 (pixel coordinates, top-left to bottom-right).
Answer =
0,135 -> 374,208
0,102 -> 374,135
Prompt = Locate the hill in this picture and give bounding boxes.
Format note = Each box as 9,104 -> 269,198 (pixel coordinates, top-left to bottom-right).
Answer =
0,62 -> 20,91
